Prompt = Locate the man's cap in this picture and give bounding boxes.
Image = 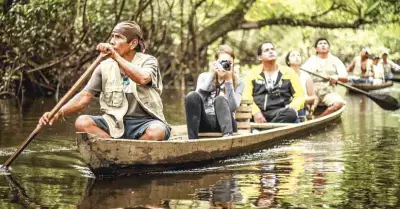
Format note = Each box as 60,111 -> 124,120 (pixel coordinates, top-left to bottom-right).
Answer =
113,21 -> 145,52
362,47 -> 371,55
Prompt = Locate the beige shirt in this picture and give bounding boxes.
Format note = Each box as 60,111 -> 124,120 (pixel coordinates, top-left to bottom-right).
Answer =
380,59 -> 400,75
301,53 -> 347,97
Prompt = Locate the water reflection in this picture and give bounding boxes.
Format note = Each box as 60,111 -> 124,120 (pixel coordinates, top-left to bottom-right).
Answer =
78,173 -> 229,208
0,82 -> 398,208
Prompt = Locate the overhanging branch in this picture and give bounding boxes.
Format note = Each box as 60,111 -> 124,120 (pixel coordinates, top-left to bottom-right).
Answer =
26,28 -> 91,74
238,17 -> 373,30
196,0 -> 257,50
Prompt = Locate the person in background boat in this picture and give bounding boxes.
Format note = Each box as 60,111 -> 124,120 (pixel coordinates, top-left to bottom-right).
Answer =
39,21 -> 170,141
185,45 -> 244,139
301,38 -> 348,117
371,55 -> 385,85
347,47 -> 374,83
243,41 -> 305,124
285,50 -> 318,118
380,51 -> 400,80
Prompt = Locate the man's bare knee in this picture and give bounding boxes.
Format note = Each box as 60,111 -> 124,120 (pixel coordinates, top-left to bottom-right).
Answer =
143,123 -> 166,141
75,115 -> 95,132
332,102 -> 344,110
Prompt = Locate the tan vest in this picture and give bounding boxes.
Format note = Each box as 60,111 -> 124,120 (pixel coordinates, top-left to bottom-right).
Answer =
99,53 -> 166,138
309,56 -> 338,98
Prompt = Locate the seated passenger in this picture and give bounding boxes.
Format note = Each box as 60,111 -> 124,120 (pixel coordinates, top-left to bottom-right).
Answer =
347,47 -> 374,83
372,55 -> 385,85
185,45 -> 244,139
380,51 -> 400,80
286,50 -> 318,117
302,38 -> 348,117
243,41 -> 305,124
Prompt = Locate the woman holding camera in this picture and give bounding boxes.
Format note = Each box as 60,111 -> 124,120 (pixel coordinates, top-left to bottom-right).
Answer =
185,45 -> 244,139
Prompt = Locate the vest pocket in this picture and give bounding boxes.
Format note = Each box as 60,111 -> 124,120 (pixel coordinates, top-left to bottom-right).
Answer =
138,92 -> 163,116
103,86 -> 124,107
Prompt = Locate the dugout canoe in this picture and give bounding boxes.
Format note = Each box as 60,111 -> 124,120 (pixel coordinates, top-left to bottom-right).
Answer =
76,106 -> 345,174
350,81 -> 393,91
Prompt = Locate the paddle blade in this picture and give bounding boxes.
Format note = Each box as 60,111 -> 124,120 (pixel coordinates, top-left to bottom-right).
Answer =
0,165 -> 11,175
368,93 -> 400,111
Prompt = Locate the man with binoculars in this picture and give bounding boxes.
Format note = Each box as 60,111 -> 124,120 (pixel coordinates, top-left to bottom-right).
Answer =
184,45 -> 244,139
243,41 -> 305,123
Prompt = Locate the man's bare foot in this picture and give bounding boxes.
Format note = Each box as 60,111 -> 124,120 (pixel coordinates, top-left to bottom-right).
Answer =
306,115 -> 315,120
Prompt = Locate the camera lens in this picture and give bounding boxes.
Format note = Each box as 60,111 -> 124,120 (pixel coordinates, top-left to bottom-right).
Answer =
220,60 -> 231,71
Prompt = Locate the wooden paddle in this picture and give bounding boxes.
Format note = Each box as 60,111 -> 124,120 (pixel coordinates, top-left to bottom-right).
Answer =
300,68 -> 400,111
388,77 -> 400,82
0,55 -> 104,171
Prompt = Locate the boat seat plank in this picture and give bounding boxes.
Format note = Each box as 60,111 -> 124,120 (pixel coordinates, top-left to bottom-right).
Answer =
240,99 -> 253,105
237,129 -> 251,134
237,121 -> 251,129
198,132 -> 241,137
236,106 -> 252,113
235,112 -> 252,119
250,122 -> 295,129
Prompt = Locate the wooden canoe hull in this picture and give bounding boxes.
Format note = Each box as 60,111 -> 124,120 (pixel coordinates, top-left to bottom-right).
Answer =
351,81 -> 393,91
76,106 -> 345,173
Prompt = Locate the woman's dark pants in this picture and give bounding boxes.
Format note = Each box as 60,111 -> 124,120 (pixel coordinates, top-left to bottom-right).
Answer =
185,91 -> 237,139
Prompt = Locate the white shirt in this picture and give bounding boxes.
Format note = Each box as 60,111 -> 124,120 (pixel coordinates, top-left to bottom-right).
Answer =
302,53 -> 348,77
299,71 -> 309,96
373,63 -> 385,80
263,70 -> 279,90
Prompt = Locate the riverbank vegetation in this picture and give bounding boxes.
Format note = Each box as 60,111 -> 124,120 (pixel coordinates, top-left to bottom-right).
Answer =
1,0 -> 399,98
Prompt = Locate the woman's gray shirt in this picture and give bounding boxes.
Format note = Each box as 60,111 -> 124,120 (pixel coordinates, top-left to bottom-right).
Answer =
195,72 -> 244,115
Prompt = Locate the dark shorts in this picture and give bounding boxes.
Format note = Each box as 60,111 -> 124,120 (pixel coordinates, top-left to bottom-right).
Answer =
90,116 -> 171,140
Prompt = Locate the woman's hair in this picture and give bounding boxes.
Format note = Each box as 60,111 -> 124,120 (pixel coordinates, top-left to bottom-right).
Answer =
214,45 -> 237,90
215,44 -> 235,60
285,50 -> 294,66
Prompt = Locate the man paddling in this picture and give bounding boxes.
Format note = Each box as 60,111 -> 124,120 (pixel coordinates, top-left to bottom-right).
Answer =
39,21 -> 170,141
302,38 -> 348,117
347,47 -> 374,83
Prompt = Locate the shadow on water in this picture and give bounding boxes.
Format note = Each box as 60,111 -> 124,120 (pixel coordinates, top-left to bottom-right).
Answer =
0,82 -> 399,208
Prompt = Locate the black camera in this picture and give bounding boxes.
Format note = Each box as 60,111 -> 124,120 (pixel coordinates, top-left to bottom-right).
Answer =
219,60 -> 232,71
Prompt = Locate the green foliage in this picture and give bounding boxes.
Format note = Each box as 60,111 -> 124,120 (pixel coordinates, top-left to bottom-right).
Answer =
0,0 -> 399,94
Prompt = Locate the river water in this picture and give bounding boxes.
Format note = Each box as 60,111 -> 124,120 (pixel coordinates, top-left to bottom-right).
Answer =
0,83 -> 399,208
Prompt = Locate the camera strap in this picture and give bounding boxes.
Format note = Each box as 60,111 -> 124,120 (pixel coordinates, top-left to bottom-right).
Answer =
275,71 -> 283,86
264,71 -> 282,93
215,80 -> 225,97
